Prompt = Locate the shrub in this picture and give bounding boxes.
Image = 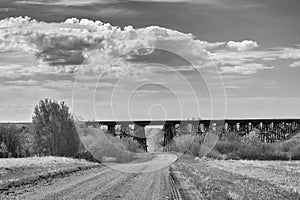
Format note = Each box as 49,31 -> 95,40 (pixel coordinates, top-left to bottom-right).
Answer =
0,142 -> 8,158
214,141 -> 240,155
170,132 -> 218,158
221,131 -> 241,143
76,126 -> 147,163
33,99 -> 80,157
172,130 -> 300,160
120,137 -> 145,153
274,138 -> 300,160
206,148 -> 224,159
170,134 -> 204,156
290,145 -> 300,160
213,131 -> 300,160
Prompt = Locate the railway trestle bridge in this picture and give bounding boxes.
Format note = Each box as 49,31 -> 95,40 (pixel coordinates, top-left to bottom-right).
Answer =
86,119 -> 300,152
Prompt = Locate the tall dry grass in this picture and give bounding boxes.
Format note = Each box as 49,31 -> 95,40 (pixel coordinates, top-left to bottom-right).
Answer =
214,131 -> 300,160
170,132 -> 219,158
171,130 -> 300,160
0,156 -> 93,169
76,125 -> 145,163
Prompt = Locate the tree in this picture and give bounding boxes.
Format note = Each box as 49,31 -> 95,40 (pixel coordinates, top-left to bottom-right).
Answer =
0,124 -> 21,158
0,142 -> 8,158
32,98 -> 80,157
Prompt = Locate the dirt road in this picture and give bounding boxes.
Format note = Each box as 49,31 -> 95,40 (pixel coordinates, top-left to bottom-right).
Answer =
1,153 -> 179,200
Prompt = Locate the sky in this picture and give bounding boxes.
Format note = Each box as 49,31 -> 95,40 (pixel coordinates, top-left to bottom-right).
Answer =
0,0 -> 300,122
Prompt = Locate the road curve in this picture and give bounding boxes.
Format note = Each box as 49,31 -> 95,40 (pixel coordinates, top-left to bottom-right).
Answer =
2,153 -> 179,200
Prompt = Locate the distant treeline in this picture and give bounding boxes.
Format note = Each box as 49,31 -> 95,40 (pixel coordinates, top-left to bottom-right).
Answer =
0,99 -> 81,158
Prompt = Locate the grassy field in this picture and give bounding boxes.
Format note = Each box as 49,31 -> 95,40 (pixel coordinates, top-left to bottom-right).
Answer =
0,156 -> 100,191
204,159 -> 300,194
171,157 -> 300,199
0,156 -> 95,169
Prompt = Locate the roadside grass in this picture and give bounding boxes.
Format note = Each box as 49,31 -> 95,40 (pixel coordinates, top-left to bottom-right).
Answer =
172,159 -> 300,199
171,130 -> 300,160
76,125 -> 147,163
203,159 -> 300,194
0,156 -> 100,191
0,156 -> 95,169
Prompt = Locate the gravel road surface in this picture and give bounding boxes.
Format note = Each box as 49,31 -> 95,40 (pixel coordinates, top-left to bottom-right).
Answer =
1,153 -> 179,200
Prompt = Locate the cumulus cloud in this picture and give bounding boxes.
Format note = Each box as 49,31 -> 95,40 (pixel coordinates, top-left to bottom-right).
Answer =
289,61 -> 300,68
0,16 -> 214,75
210,45 -> 300,67
0,16 -> 298,78
226,40 -> 258,51
220,63 -> 274,75
278,47 -> 300,59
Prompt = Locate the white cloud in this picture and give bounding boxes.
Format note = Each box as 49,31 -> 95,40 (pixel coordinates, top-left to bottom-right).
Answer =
0,16 -> 212,76
220,63 -> 274,75
289,61 -> 300,68
127,0 -> 261,9
211,46 -> 300,67
278,48 -> 300,59
4,80 -> 39,86
0,16 -> 298,79
43,80 -> 74,90
0,8 -> 15,12
226,40 -> 258,52
132,0 -> 212,3
15,0 -> 114,6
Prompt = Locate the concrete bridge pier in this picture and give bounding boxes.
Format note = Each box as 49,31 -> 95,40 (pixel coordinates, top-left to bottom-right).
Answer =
295,122 -> 300,128
236,123 -> 240,132
278,122 -> 285,140
119,122 -> 131,138
259,122 -> 265,142
224,123 -> 229,132
230,123 -> 237,132
106,122 -> 117,136
199,123 -> 208,134
248,122 -> 253,133
211,123 -> 217,132
133,123 -> 148,152
163,122 -> 177,146
190,121 -> 200,135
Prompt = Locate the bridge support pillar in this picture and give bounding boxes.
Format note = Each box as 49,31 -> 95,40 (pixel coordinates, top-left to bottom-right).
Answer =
236,123 -> 240,132
119,122 -> 130,138
163,122 -> 177,146
199,123 -> 205,133
133,123 -> 147,152
190,121 -> 199,135
248,122 -> 252,133
212,123 -> 217,132
224,123 -> 229,132
107,124 -> 116,136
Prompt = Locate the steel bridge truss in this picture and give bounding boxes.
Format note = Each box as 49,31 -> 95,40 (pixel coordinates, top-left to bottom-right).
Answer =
86,119 -> 300,151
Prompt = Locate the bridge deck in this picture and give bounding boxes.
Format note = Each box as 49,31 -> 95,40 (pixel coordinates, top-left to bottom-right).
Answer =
87,118 -> 300,126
